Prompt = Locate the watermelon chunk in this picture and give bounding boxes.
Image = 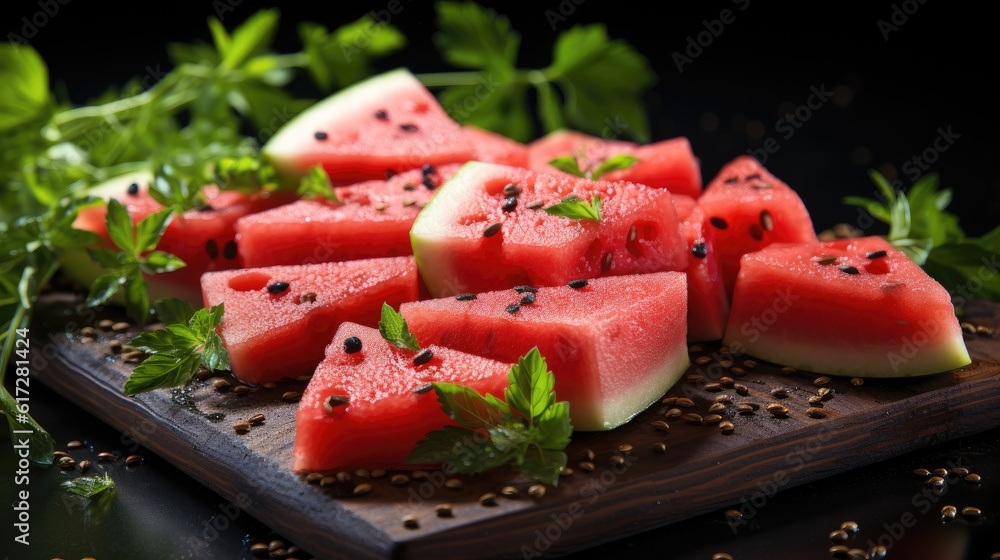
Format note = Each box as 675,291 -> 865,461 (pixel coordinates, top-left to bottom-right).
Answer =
673,196 -> 730,341
263,69 -> 475,185
463,125 -> 529,167
401,272 -> 690,430
722,237 -> 971,377
236,165 -> 459,268
292,322 -> 510,471
69,174 -> 294,304
410,162 -> 688,297
698,156 -> 818,297
201,257 -> 420,384
527,130 -> 702,198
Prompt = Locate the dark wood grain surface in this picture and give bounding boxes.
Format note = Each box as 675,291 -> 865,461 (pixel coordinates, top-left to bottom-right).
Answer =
32,296 -> 1000,559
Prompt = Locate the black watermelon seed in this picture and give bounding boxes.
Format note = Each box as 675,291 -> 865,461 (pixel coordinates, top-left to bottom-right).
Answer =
403,182 -> 416,191
205,239 -> 219,259
455,293 -> 477,301
745,173 -> 761,180
223,240 -> 238,260
422,176 -> 436,190
520,293 -> 536,305
513,285 -> 538,293
385,169 -> 396,180
196,204 -> 215,212
723,177 -> 738,184
422,164 -> 436,176
374,110 -> 389,120
506,303 -> 520,314
750,183 -> 773,190
838,265 -> 860,275
267,281 -> 290,294
413,349 -> 433,365
749,224 -> 764,241
568,279 -> 589,289
483,222 -> 502,238
344,336 -> 362,354
709,217 -> 729,230
866,250 -> 888,259
314,131 -> 328,140
502,197 -> 518,212
127,182 -> 140,196
399,123 -> 419,132
692,240 -> 708,259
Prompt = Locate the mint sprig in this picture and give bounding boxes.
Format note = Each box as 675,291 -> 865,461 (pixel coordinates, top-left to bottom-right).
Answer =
84,199 -> 185,323
544,195 -> 603,222
549,153 -> 640,181
296,165 -> 342,203
378,303 -> 420,351
62,473 -> 116,499
124,303 -> 229,395
406,347 -> 573,486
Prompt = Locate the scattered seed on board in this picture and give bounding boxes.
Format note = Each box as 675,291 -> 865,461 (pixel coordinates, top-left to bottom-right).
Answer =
742,359 -> 758,369
766,403 -> 789,417
248,413 -> 265,426
724,510 -> 742,522
479,492 -> 498,506
694,356 -> 712,365
771,388 -> 788,399
850,377 -> 864,386
262,382 -> 276,390
869,545 -> 887,560
711,553 -> 734,560
829,545 -> 849,558
445,478 -> 464,490
709,402 -> 727,414
719,376 -> 735,388
402,514 -> 418,529
927,476 -> 945,488
952,467 -> 969,477
813,376 -> 831,386
390,474 -> 410,485
846,548 -> 869,560
704,383 -> 723,392
961,506 -> 982,517
282,391 -> 302,403
233,385 -> 251,395
661,396 -> 678,405
730,366 -> 746,376
720,420 -> 735,433
913,468 -> 931,477
370,469 -> 386,479
355,469 -> 371,478
687,373 -> 704,383
211,378 -> 231,391
609,455 -> 625,467
528,484 -> 546,498
840,521 -> 859,534
58,456 -> 76,469
353,483 -> 373,496
734,384 -> 749,396
736,404 -> 755,415
806,407 -> 827,419
682,413 -> 703,424
250,542 -> 270,557
579,461 -> 595,472
233,422 -> 250,434
435,504 -> 453,517
112,321 -> 130,332
665,408 -> 682,418
305,473 -> 323,484
965,473 -> 982,483
336,471 -> 352,483
617,443 -> 633,453
652,442 -> 667,453
703,414 -> 723,425
125,455 -> 142,467
651,420 -> 670,431
582,448 -> 596,461
268,540 -> 285,552
714,394 -> 733,404
829,529 -> 849,542
676,398 -> 696,408
941,505 -> 957,520
780,366 -> 797,373
501,485 -> 519,497
98,452 -> 114,462
932,467 -> 948,477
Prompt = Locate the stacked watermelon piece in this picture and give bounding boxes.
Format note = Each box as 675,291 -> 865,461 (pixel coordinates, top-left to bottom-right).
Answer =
68,68 -> 971,473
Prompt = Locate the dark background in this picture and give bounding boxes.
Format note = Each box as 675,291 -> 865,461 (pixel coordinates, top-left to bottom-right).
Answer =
3,0 -> 998,235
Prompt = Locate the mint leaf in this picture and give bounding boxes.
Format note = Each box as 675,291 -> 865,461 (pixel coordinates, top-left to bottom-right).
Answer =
378,303 -> 420,351
300,16 -> 406,90
924,225 -> 1000,302
548,156 -> 585,178
85,268 -> 129,309
105,199 -> 137,254
504,347 -> 554,424
124,303 -> 229,395
544,195 -> 603,222
219,9 -> 279,71
140,251 -> 186,275
434,1 -> 519,71
433,383 -> 508,430
406,348 -> 573,485
153,298 -> 195,325
214,155 -> 277,193
592,154 -> 640,180
0,44 -> 52,131
62,473 -> 116,499
149,164 -> 204,212
296,166 -> 341,203
135,209 -> 175,253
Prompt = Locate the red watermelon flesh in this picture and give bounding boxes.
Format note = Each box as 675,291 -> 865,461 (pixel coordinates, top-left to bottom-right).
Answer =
527,130 -> 702,198
292,322 -> 510,471
697,156 -> 818,297
263,69 -> 475,186
236,164 -> 460,268
410,162 -> 688,298
463,125 -> 529,167
73,181 -> 294,304
401,272 -> 690,431
201,257 -> 420,384
723,237 -> 971,377
673,196 -> 730,341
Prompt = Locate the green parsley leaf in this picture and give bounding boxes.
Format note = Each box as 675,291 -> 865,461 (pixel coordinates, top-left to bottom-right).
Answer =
434,1 -> 519,71
296,166 -> 342,203
149,164 -> 205,212
124,303 -> 229,395
62,473 -> 116,499
406,347 -> 572,486
544,195 -> 603,222
218,9 -> 280,71
299,16 -> 406,91
0,44 -> 53,131
377,303 -> 420,351
924,225 -> 1000,302
214,155 -> 278,193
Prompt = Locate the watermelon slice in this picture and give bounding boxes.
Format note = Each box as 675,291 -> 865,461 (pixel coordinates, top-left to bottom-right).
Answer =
263,69 -> 475,185
527,130 -> 702,198
69,174 -> 294,304
401,272 -> 690,430
697,156 -> 818,297
723,237 -> 971,377
292,322 -> 510,471
201,257 -> 420,384
463,125 -> 529,167
673,196 -> 730,341
410,162 -> 688,297
236,164 -> 460,268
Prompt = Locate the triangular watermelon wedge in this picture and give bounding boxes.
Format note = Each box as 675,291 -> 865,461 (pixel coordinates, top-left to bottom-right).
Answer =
723,237 -> 971,377
263,69 -> 475,185
401,272 -> 690,430
201,257 -> 420,384
293,322 -> 511,472
673,195 -> 730,341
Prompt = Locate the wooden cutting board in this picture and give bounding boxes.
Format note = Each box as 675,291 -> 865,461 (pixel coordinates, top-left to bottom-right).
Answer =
32,296 -> 1000,559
